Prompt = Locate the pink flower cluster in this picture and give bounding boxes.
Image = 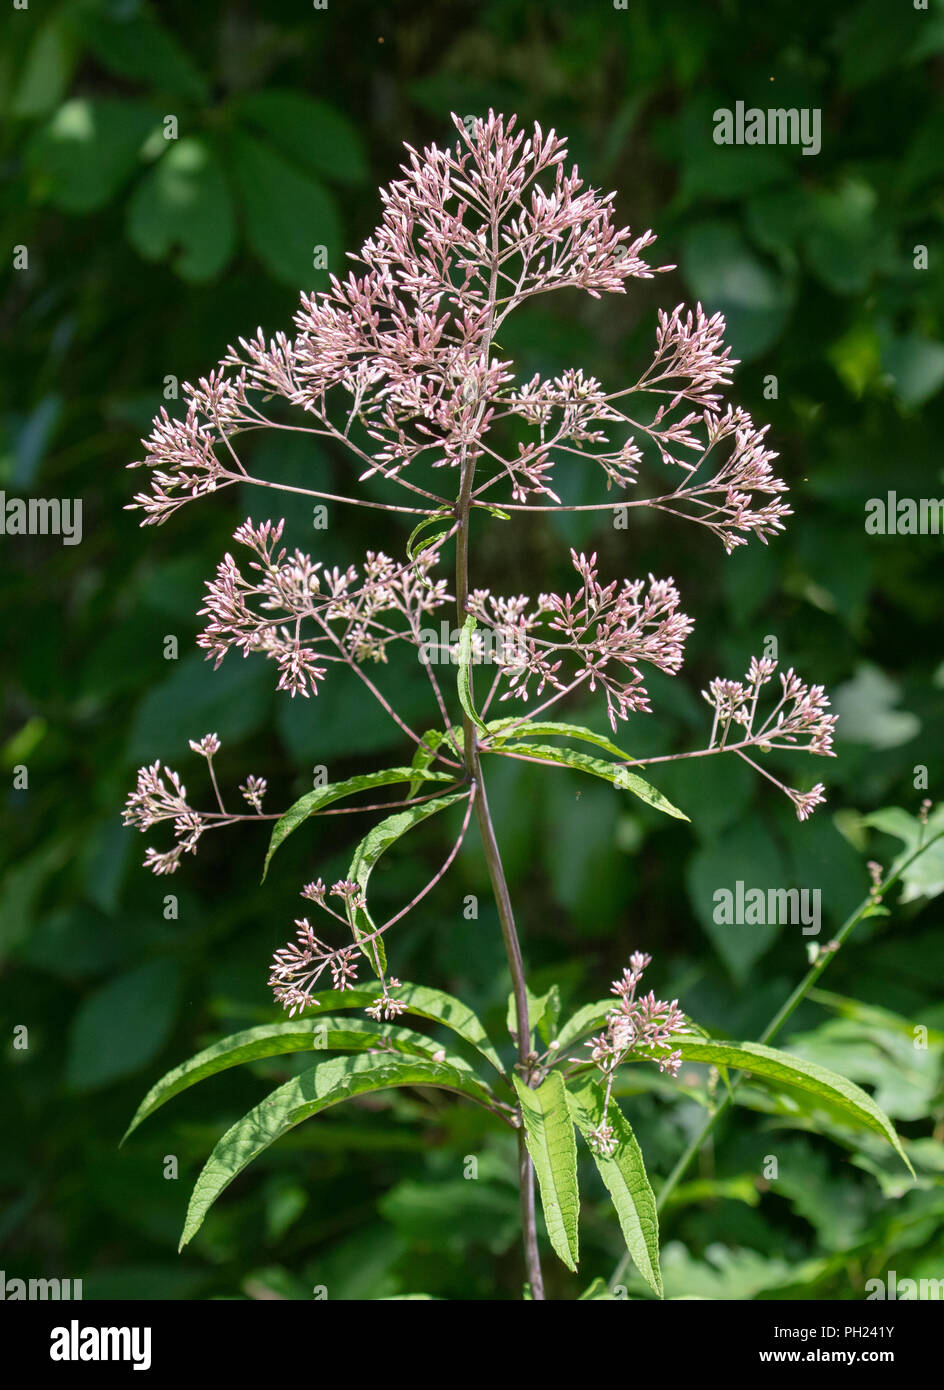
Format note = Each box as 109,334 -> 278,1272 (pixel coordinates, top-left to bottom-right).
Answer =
581,952 -> 688,1155
198,517 -> 452,698
268,878 -> 409,1022
122,734 -> 269,875
701,656 -> 837,820
269,907 -> 362,1016
470,549 -> 693,731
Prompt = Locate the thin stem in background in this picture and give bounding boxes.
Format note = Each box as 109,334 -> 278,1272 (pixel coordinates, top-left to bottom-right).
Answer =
607,826 -> 944,1293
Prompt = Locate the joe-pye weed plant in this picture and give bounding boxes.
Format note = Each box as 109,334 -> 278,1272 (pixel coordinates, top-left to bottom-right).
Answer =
121,113 -> 918,1299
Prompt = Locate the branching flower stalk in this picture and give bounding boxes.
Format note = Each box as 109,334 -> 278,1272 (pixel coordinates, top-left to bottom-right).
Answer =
123,113 -> 842,1297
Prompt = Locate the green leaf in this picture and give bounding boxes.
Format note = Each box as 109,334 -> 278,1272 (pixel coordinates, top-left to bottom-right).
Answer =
28,98 -> 158,213
408,730 -> 447,800
485,717 -> 636,761
566,1077 -> 663,1298
346,792 -> 469,976
395,982 -> 506,1076
76,9 -> 210,103
862,805 -> 944,904
579,1277 -> 618,1300
881,334 -> 944,408
126,137 -> 236,282
456,614 -> 489,733
13,17 -> 77,119
127,981 -> 504,1142
555,999 -> 614,1051
506,984 -> 561,1048
662,1175 -> 761,1211
832,665 -> 920,751
406,509 -> 453,563
231,91 -> 369,185
680,219 -> 795,361
661,1037 -> 914,1175
803,180 -> 893,298
534,985 -> 561,1047
276,656 -> 439,762
808,987 -> 944,1047
513,1072 -> 579,1271
686,817 -> 789,982
128,650 -> 271,765
262,766 -> 455,880
66,960 -> 181,1092
380,1177 -> 519,1255
123,1012 -> 494,1141
484,739 -> 688,820
180,1053 -> 502,1248
229,131 -> 341,289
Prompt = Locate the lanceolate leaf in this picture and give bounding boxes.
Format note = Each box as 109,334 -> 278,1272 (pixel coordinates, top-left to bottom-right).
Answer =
506,984 -> 561,1048
126,981 -> 506,1145
180,1053 -> 503,1248
484,740 -> 688,821
658,1038 -> 914,1175
513,1072 -> 580,1271
566,1077 -> 663,1298
808,987 -> 944,1047
406,509 -> 453,562
408,730 -> 448,800
554,999 -> 615,1051
262,766 -> 455,880
457,614 -> 489,733
485,717 -> 635,762
396,981 -> 506,1077
122,1013 -> 488,1142
347,792 -> 469,975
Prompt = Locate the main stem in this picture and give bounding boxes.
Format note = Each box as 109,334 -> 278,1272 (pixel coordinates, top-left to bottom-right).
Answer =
456,442 -> 545,1300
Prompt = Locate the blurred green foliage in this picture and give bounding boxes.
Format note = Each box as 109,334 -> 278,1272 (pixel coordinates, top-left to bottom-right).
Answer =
2,0 -> 943,1300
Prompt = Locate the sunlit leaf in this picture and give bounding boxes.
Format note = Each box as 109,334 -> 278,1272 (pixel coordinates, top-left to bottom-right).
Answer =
123,1012 -> 492,1141
28,98 -> 158,212
566,1077 -> 663,1298
127,137 -> 235,281
485,739 -> 688,820
180,1053 -> 504,1247
262,766 -> 456,880
514,1072 -> 579,1271
456,614 -> 489,733
657,1037 -> 913,1175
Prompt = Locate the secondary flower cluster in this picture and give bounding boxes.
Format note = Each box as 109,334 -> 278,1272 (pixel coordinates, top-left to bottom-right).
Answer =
268,879 -> 408,1022
701,656 -> 837,819
581,952 -> 688,1156
469,549 -> 693,730
122,734 -> 268,876
198,518 -> 452,697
